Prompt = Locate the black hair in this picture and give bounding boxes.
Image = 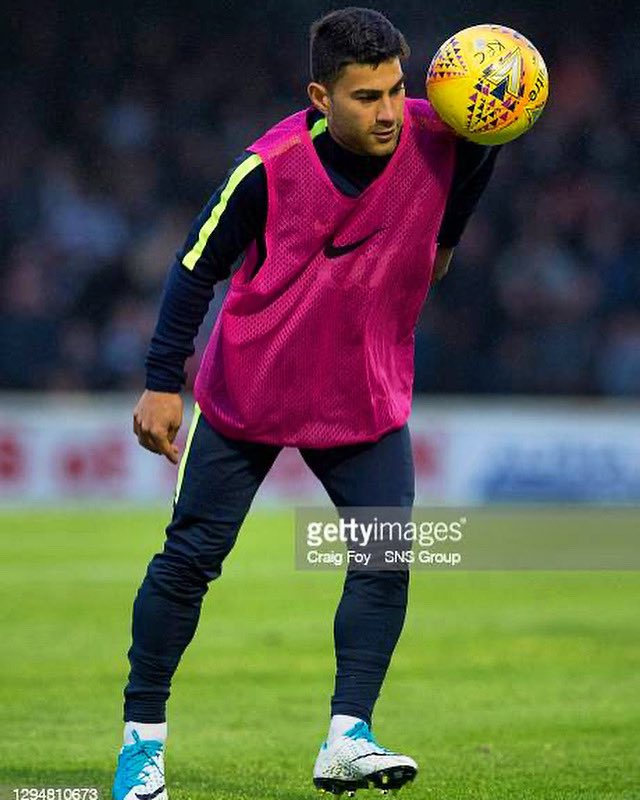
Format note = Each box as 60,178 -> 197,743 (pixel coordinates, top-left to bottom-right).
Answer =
310,7 -> 410,87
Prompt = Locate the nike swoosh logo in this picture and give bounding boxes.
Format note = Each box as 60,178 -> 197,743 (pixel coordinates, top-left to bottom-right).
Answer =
349,752 -> 399,763
135,786 -> 165,800
323,229 -> 381,259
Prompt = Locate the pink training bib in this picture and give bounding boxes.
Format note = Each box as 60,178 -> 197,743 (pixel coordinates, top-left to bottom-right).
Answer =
195,98 -> 456,447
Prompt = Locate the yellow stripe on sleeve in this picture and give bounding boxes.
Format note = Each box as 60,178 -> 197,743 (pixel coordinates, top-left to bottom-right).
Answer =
173,401 -> 202,505
182,153 -> 263,271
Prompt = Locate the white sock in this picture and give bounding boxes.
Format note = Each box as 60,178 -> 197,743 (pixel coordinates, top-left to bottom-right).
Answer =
124,721 -> 168,745
327,714 -> 364,744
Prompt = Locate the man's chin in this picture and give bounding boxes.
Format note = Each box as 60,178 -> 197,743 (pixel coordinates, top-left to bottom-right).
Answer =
367,136 -> 398,156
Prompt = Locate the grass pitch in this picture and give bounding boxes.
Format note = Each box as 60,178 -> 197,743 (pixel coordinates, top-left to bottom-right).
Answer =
0,508 -> 638,799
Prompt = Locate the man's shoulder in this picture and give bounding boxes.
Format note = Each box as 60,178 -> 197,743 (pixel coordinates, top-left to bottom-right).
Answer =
405,96 -> 430,113
223,150 -> 267,194
405,97 -> 458,141
247,107 -> 313,158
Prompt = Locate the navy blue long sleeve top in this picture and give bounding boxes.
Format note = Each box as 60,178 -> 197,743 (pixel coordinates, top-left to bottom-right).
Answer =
146,107 -> 500,392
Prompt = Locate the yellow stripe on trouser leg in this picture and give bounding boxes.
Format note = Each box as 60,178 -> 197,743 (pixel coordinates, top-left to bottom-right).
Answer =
174,402 -> 202,505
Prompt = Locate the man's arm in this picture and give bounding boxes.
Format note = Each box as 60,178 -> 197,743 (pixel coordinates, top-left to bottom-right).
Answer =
134,152 -> 268,462
433,140 -> 500,283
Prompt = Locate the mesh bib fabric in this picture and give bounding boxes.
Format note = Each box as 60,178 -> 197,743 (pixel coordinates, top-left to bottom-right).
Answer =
195,99 -> 456,447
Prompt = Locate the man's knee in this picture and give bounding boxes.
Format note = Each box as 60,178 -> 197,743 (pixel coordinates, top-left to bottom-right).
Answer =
145,526 -> 238,604
145,550 -> 214,604
343,569 -> 409,606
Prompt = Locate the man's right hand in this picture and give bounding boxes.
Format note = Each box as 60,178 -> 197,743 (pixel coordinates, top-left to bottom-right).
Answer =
133,390 -> 184,465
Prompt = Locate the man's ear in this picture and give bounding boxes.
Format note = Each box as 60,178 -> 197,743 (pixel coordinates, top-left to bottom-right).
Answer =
307,82 -> 331,115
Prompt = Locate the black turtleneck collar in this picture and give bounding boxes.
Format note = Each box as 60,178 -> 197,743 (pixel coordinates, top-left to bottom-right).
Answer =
308,109 -> 394,197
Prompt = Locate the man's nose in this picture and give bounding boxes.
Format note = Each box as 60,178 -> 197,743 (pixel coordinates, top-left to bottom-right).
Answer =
376,96 -> 395,124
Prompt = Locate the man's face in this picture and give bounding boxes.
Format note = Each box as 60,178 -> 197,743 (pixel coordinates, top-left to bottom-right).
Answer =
308,58 -> 406,157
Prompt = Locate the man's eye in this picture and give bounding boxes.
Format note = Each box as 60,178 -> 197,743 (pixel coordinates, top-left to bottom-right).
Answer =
391,84 -> 405,94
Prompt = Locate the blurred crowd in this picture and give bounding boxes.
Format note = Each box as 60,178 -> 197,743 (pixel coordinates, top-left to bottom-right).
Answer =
1,1 -> 639,396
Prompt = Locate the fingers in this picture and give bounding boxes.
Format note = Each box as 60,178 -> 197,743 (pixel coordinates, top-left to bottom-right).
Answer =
133,416 -> 180,464
157,437 -> 180,465
132,391 -> 183,464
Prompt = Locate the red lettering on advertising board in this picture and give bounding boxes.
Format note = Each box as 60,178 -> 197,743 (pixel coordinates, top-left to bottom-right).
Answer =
58,438 -> 127,488
0,431 -> 25,483
412,435 -> 443,480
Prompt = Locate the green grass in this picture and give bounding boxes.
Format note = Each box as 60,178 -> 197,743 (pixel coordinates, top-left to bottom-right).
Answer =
0,509 -> 639,799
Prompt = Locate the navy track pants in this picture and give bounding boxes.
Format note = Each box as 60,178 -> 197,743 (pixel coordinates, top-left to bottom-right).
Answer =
123,408 -> 415,725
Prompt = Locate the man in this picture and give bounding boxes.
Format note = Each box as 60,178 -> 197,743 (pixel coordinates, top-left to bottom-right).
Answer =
112,7 -> 499,798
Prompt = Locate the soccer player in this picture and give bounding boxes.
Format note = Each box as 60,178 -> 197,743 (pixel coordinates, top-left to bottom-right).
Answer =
112,8 -> 499,798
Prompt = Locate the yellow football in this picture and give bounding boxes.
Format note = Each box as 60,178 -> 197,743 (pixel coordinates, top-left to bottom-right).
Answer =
426,24 -> 549,145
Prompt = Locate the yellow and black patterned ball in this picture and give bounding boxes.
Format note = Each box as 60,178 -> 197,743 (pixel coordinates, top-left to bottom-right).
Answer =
426,24 -> 549,145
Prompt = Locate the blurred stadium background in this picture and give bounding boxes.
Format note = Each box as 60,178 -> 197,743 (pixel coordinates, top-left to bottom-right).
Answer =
1,2 -> 639,796
0,0 -> 639,505
2,0 -> 639,397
